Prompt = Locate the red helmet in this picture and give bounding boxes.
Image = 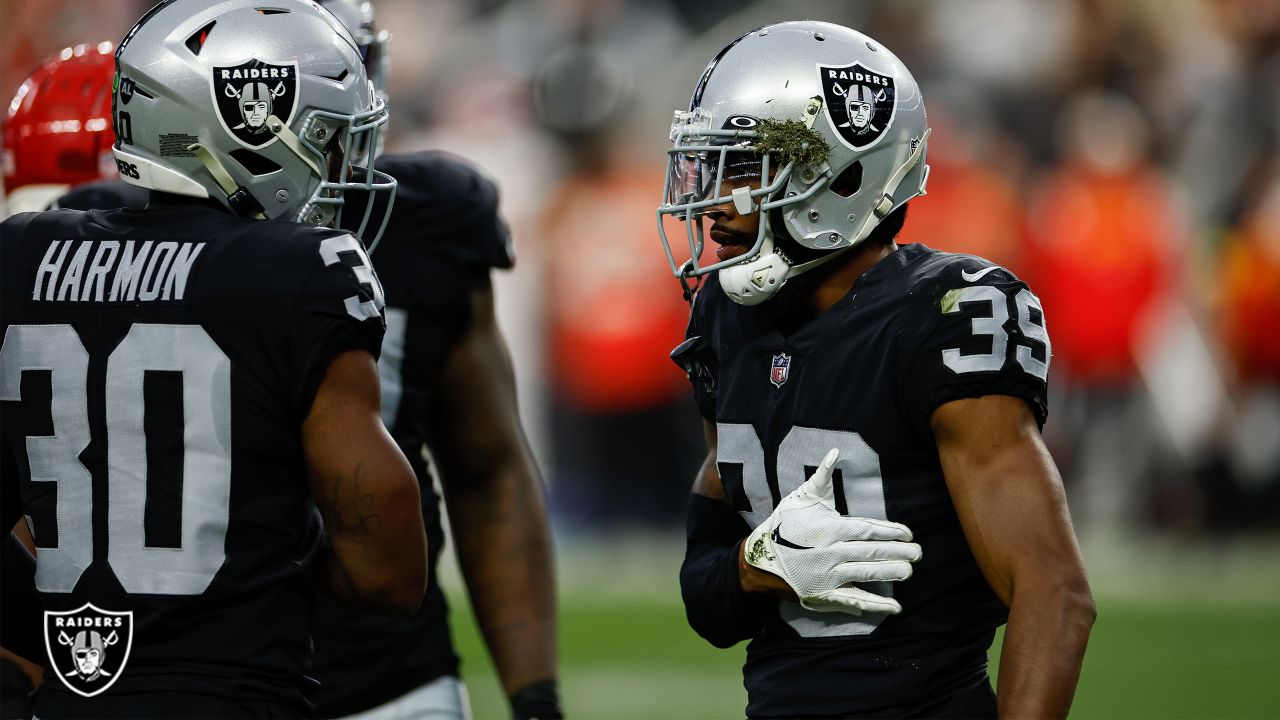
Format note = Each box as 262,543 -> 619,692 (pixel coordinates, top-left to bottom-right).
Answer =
3,42 -> 117,214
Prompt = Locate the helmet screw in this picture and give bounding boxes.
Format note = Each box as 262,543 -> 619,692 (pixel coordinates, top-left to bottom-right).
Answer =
808,210 -> 820,221
314,126 -> 328,141
828,233 -> 840,243
786,191 -> 797,198
275,189 -> 290,203
269,121 -> 282,133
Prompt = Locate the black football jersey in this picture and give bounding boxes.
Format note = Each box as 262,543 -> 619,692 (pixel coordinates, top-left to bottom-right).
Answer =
0,202 -> 385,717
683,244 -> 1051,718
309,151 -> 514,717
50,180 -> 149,212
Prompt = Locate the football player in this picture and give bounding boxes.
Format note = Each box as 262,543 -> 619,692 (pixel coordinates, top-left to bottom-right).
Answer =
660,22 -> 1095,718
0,0 -> 427,717
20,2 -> 561,716
309,3 -> 560,718
1,41 -> 147,216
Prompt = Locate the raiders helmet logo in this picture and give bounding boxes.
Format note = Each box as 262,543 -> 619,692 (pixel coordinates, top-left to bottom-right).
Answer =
44,603 -> 134,698
817,62 -> 896,150
211,60 -> 298,148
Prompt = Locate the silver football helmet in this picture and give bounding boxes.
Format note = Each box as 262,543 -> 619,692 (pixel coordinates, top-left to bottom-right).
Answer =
657,21 -> 930,305
317,0 -> 389,162
112,0 -> 395,242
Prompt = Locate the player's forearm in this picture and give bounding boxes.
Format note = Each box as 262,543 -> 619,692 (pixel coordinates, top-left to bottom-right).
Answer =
996,573 -> 1095,718
304,351 -> 429,616
315,458 -> 428,616
321,479 -> 428,617
446,463 -> 558,696
681,494 -> 772,648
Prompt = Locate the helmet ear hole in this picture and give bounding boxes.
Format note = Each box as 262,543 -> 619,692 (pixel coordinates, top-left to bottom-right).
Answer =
830,162 -> 863,198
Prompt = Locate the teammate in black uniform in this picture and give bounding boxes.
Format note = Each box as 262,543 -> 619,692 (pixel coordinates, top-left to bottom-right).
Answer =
26,4 -> 561,715
659,22 -> 1095,718
311,152 -> 560,720
309,3 -> 560,718
0,1 -> 427,716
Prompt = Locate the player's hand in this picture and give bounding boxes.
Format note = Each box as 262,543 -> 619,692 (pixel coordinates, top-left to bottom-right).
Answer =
742,448 -> 922,615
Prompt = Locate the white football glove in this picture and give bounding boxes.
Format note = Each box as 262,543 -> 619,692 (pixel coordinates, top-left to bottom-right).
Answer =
743,448 -> 922,615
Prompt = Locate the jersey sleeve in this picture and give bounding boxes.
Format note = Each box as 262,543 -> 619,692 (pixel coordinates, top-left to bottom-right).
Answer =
673,282 -> 719,423
898,262 -> 1051,431
289,231 -> 387,420
372,152 -> 514,270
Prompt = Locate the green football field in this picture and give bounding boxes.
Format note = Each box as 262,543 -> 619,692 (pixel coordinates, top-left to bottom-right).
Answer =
442,534 -> 1280,719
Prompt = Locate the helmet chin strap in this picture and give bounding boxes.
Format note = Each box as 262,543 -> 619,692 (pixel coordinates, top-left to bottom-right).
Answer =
717,233 -> 857,307
716,128 -> 931,307
188,142 -> 267,219
717,228 -> 792,306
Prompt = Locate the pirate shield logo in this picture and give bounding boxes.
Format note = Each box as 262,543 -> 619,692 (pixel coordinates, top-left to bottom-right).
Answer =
211,60 -> 298,148
818,62 -> 896,150
44,603 -> 134,697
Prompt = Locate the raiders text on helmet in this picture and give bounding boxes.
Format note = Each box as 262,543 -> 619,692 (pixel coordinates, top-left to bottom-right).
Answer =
657,21 -> 930,305
111,0 -> 395,241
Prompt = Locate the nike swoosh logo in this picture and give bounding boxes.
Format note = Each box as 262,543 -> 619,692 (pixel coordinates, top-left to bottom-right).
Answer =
772,526 -> 813,551
960,265 -> 1001,282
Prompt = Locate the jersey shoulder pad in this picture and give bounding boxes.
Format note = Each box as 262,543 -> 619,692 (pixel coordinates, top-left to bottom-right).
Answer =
895,246 -> 1050,429
901,247 -> 1021,294
0,209 -> 41,238
269,225 -> 387,420
374,151 -> 513,269
287,226 -> 387,328
52,179 -> 149,211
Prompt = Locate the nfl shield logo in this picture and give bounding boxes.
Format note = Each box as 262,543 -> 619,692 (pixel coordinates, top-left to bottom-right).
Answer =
44,603 -> 134,698
770,353 -> 792,388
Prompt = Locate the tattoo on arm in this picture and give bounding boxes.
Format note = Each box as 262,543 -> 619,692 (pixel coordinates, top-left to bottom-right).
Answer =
327,461 -> 383,543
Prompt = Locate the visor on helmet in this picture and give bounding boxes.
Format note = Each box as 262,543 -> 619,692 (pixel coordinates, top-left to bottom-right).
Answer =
657,112 -> 826,280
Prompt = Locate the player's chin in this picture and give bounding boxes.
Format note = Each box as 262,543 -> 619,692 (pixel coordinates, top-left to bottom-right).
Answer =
716,243 -> 752,262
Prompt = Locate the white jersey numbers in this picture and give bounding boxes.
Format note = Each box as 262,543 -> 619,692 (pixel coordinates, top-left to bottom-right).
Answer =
319,233 -> 385,322
716,423 -> 892,638
0,323 -> 232,595
940,283 -> 1051,381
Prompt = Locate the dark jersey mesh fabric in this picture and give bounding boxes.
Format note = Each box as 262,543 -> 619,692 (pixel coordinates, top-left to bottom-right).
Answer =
0,203 -> 384,718
50,180 -> 149,212
309,151 -> 514,717
683,244 -> 1050,718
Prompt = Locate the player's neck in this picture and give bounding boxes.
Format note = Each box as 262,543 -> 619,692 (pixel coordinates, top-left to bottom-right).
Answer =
805,240 -> 898,316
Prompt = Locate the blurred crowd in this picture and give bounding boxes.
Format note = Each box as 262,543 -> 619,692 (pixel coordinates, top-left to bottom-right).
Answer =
4,0 -> 1278,537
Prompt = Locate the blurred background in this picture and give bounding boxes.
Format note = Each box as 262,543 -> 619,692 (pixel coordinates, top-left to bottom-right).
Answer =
4,0 -> 1279,717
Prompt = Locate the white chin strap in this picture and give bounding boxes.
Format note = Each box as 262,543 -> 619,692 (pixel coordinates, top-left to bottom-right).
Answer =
717,128 -> 932,307
718,232 -> 792,306
718,237 -> 856,307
